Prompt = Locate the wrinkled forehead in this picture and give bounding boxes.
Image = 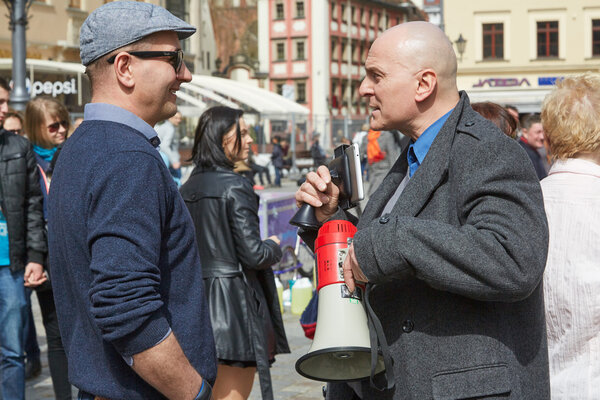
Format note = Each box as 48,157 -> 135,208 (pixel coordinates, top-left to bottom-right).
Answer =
365,36 -> 414,74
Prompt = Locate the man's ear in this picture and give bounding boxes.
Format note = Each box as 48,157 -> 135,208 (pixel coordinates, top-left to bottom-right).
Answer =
415,69 -> 437,103
113,53 -> 135,89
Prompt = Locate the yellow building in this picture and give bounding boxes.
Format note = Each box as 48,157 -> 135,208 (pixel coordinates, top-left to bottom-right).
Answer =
445,0 -> 600,113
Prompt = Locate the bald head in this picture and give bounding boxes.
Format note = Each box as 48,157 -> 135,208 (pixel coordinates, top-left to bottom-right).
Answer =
359,22 -> 460,137
378,22 -> 458,93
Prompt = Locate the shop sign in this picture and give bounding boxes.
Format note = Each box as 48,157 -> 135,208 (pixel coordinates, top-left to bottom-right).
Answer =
538,77 -> 561,86
29,78 -> 77,97
7,78 -> 78,97
473,78 -> 531,88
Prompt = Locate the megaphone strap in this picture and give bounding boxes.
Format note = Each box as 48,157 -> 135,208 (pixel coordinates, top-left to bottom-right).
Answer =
365,284 -> 395,391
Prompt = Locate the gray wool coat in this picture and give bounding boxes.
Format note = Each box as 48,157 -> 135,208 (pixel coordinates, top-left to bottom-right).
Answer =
303,92 -> 550,400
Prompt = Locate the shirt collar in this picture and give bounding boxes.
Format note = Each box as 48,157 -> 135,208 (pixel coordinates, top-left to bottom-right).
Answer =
407,109 -> 453,177
83,103 -> 161,148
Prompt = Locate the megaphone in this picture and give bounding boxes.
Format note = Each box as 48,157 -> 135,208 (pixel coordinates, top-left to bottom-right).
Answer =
295,220 -> 385,382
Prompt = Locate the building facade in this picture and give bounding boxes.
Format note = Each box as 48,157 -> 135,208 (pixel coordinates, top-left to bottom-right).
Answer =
257,0 -> 424,147
445,0 -> 600,113
0,0 -> 215,112
413,0 -> 442,29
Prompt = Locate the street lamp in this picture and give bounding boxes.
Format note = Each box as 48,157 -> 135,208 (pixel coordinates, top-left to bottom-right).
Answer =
3,0 -> 34,110
454,33 -> 467,62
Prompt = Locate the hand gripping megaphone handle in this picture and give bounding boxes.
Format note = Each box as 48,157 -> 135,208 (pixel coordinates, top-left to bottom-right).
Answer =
365,283 -> 395,390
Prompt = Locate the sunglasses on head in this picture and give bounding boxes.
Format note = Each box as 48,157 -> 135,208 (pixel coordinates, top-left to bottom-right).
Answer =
107,50 -> 185,75
47,121 -> 68,133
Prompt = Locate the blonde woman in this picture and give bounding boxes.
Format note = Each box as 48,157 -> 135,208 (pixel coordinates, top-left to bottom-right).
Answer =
540,73 -> 600,399
24,96 -> 71,399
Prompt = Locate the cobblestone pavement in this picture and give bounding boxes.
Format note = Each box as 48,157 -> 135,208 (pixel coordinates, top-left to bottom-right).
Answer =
248,312 -> 325,400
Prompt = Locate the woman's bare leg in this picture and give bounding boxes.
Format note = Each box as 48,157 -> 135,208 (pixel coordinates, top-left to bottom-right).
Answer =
213,365 -> 257,400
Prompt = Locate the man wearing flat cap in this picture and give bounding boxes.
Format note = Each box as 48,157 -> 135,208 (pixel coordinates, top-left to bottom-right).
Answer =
47,2 -> 216,399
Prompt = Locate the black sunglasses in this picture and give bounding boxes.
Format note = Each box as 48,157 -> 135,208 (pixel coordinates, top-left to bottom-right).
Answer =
107,50 -> 184,75
6,128 -> 22,135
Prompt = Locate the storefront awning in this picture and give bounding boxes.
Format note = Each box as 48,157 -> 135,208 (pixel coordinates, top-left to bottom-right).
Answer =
0,58 -> 309,119
184,75 -> 310,119
464,88 -> 552,114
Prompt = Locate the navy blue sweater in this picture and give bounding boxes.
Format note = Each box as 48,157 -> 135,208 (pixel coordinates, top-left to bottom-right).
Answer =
48,120 -> 216,399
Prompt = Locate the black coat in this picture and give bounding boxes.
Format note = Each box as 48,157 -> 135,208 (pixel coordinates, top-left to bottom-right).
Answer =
518,138 -> 548,180
180,166 -> 289,400
271,143 -> 284,168
0,129 -> 46,272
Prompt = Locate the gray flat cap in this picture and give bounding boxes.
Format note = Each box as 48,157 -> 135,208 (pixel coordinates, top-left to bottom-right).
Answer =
80,1 -> 196,66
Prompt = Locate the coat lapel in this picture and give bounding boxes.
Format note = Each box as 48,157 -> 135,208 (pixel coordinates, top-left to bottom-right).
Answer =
359,93 -> 469,224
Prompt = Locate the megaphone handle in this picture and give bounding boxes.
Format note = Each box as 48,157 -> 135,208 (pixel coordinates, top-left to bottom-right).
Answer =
289,203 -> 322,229
365,283 -> 395,391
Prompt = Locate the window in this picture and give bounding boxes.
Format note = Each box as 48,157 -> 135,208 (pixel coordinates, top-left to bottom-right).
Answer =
276,83 -> 284,96
331,2 -> 337,20
341,4 -> 346,23
331,82 -> 338,108
166,0 -> 189,51
276,43 -> 285,61
296,1 -> 304,18
297,82 -> 306,103
352,40 -> 359,63
331,40 -> 338,61
593,19 -> 600,56
296,42 -> 305,60
275,3 -> 284,19
537,21 -> 559,57
482,23 -> 504,59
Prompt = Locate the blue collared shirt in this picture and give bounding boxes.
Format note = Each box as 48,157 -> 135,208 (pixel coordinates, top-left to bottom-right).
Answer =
83,103 -> 161,148
407,109 -> 453,177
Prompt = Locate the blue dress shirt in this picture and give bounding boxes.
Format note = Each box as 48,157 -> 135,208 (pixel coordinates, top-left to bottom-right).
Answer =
83,103 -> 161,148
407,109 -> 453,177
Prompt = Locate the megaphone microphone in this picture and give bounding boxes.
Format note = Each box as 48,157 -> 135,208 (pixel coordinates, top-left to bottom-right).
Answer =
294,220 -> 386,382
290,144 -> 363,229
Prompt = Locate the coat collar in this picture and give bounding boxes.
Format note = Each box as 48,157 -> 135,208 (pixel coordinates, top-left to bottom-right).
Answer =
358,91 -> 473,225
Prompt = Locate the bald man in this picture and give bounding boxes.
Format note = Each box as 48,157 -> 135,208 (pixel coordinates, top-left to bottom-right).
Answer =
296,22 -> 549,399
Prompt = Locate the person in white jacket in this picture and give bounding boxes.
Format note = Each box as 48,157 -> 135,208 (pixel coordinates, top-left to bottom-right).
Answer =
155,112 -> 182,179
540,73 -> 600,400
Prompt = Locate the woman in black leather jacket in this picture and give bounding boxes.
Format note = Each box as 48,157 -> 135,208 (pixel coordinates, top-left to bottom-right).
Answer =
180,106 -> 289,400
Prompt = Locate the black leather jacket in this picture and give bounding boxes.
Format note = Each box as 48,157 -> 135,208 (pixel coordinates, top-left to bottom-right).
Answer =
0,129 -> 46,272
180,166 -> 289,400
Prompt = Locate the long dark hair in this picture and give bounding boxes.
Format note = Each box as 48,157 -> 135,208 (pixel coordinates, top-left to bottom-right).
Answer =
190,106 -> 244,169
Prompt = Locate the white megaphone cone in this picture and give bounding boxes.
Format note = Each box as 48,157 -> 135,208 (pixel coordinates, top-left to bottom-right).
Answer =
295,220 -> 385,382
